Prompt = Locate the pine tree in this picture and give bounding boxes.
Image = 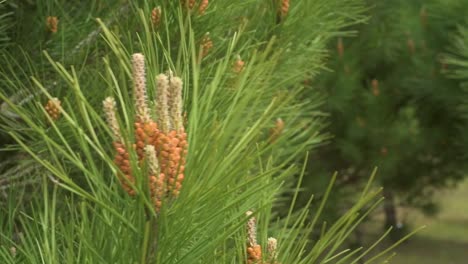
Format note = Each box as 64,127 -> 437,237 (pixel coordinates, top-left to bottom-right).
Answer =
307,0 -> 468,234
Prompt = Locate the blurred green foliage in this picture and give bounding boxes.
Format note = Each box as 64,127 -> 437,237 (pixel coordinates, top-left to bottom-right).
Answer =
305,0 -> 468,225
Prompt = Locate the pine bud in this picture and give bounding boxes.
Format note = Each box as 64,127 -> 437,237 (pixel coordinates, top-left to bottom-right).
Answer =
156,73 -> 171,133
132,53 -> 151,122
151,6 -> 162,27
135,120 -> 159,160
233,55 -> 245,73
182,0 -> 196,10
267,237 -> 278,261
44,97 -> 61,122
198,0 -> 209,15
10,247 -> 16,257
246,211 -> 258,247
247,245 -> 262,264
46,16 -> 58,33
277,0 -> 290,21
113,141 -> 135,196
103,97 -> 122,142
200,33 -> 213,58
269,118 -> 285,143
168,74 -> 184,132
246,211 -> 262,263
145,145 -> 166,211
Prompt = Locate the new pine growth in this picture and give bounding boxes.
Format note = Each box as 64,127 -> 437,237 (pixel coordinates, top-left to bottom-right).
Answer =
104,53 -> 188,210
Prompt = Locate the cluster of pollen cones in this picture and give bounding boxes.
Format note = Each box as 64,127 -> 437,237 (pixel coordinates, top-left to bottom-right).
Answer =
246,211 -> 280,264
103,53 -> 187,211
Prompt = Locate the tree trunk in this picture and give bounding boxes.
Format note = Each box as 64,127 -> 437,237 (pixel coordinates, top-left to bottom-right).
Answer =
383,188 -> 406,241
383,188 -> 397,229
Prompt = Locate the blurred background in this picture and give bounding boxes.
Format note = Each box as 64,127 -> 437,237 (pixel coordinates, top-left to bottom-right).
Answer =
302,0 -> 468,263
